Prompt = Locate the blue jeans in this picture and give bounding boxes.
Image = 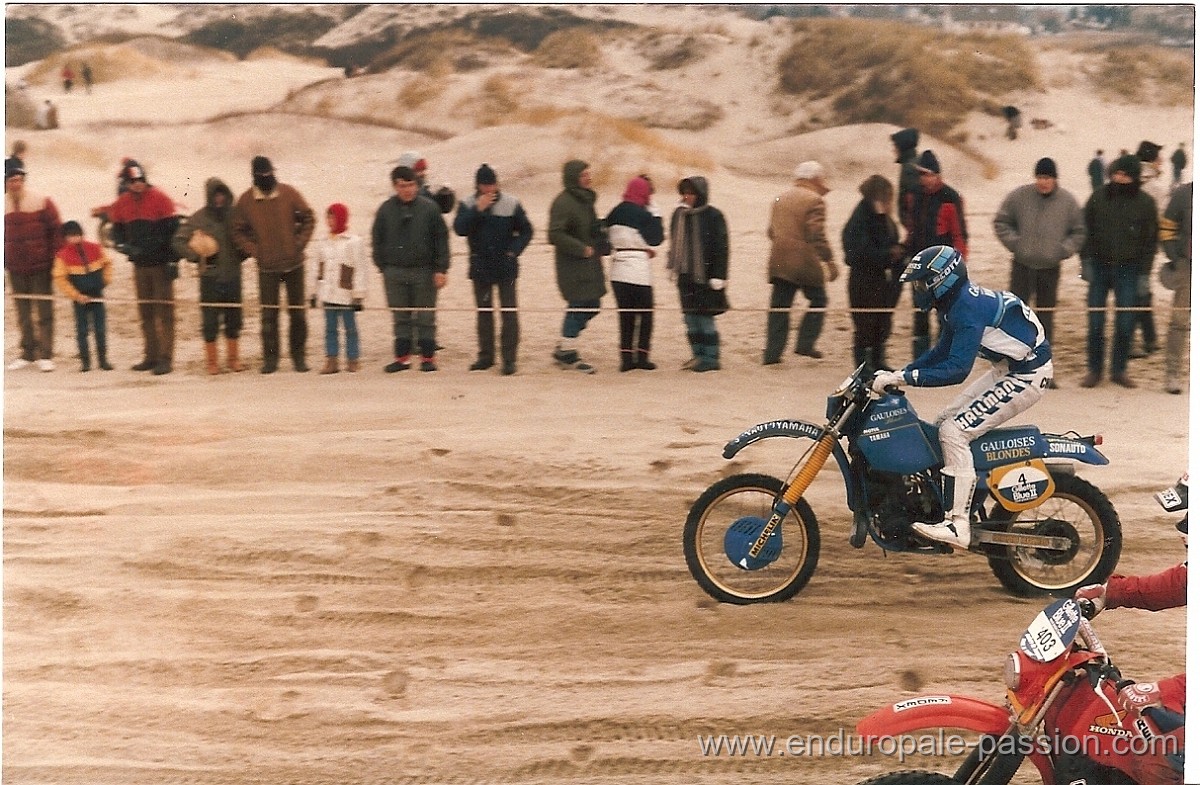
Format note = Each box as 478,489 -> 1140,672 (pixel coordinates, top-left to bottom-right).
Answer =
562,299 -> 600,339
1085,261 -> 1138,377
684,313 -> 719,363
72,300 -> 107,363
324,305 -> 360,360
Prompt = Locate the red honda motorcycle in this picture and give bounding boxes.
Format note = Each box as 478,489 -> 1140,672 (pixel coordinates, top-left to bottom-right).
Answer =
856,598 -> 1184,785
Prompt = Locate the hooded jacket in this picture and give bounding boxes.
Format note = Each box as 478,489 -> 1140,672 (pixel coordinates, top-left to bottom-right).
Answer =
4,184 -> 61,275
52,237 -> 112,302
993,182 -> 1085,271
668,176 -> 729,316
767,178 -> 833,287
548,160 -> 606,301
172,178 -> 246,282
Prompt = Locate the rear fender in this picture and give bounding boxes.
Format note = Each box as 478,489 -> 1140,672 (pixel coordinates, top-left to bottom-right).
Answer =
721,420 -> 853,507
856,695 -> 1011,741
1043,435 -> 1109,466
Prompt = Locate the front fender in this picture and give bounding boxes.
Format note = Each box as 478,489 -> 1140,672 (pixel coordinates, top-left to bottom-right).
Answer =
856,695 -> 1011,741
722,420 -> 854,509
722,419 -> 827,459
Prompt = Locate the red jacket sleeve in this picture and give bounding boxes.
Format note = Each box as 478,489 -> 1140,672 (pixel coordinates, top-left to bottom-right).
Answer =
1107,563 -> 1187,611
1158,673 -> 1186,713
936,200 -> 968,258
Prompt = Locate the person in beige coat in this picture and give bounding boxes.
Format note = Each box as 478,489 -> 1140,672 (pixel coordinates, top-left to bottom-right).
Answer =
763,161 -> 838,364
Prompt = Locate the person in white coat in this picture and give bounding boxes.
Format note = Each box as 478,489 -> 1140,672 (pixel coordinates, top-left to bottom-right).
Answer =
604,176 -> 664,370
309,203 -> 369,373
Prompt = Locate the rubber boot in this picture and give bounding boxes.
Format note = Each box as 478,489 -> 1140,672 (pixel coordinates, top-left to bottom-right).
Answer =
204,341 -> 220,375
226,338 -> 246,372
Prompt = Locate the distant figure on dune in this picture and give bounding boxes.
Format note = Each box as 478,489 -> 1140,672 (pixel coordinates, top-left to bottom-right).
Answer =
81,62 -> 94,94
35,100 -> 58,130
61,64 -> 74,93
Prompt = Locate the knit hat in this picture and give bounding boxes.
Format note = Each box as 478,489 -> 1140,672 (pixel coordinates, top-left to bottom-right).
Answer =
1136,140 -> 1163,162
62,220 -> 84,237
397,151 -> 427,172
915,149 -> 941,174
622,176 -> 652,207
1112,154 -> 1142,179
793,160 -> 824,181
1034,157 -> 1057,178
4,157 -> 25,179
251,155 -> 274,175
123,161 -> 147,182
475,163 -> 497,186
326,203 -> 349,234
890,127 -> 919,151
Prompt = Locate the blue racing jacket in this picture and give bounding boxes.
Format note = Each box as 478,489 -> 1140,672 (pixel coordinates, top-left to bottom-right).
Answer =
902,283 -> 1050,387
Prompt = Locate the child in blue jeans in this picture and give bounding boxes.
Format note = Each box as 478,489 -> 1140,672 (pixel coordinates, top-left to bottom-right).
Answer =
52,220 -> 113,371
308,203 -> 369,373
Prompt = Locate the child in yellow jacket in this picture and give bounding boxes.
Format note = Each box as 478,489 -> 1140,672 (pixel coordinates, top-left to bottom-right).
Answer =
52,220 -> 113,371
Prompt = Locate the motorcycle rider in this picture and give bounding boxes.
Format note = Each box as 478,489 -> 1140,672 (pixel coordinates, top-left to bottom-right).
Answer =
870,244 -> 1053,548
1074,474 -> 1187,785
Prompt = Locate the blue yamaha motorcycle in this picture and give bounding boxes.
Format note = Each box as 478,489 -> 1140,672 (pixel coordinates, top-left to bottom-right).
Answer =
683,364 -> 1122,604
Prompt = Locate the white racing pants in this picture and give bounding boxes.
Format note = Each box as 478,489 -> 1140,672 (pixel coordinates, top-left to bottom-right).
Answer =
937,359 -> 1054,479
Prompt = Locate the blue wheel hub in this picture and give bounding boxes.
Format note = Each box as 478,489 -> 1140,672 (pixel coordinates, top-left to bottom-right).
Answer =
724,516 -> 783,571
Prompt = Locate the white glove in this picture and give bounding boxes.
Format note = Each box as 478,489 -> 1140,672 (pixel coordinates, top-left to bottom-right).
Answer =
1074,583 -> 1107,615
870,370 -> 905,395
709,278 -> 726,290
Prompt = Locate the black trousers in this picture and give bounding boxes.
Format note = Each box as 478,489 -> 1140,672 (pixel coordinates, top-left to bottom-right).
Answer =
612,280 -> 653,355
473,278 -> 518,364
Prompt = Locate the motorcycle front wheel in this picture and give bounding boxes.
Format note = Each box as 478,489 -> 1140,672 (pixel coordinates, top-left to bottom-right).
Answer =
683,473 -> 820,604
987,473 -> 1122,597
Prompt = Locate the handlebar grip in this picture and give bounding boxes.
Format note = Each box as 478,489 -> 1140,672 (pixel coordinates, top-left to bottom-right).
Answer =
1078,598 -> 1098,619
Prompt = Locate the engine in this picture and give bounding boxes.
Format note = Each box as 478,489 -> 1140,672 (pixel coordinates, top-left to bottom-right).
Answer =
865,469 -> 943,540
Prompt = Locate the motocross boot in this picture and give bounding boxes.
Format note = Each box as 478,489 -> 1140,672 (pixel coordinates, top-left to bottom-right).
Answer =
912,471 -> 974,549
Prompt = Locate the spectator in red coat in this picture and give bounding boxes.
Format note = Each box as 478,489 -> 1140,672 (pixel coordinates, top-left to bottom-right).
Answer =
4,157 -> 61,371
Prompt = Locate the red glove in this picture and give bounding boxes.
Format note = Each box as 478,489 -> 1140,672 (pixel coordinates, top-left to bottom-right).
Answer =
1117,682 -> 1163,715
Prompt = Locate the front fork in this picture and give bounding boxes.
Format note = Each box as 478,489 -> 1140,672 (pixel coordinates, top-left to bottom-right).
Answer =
746,434 -> 836,560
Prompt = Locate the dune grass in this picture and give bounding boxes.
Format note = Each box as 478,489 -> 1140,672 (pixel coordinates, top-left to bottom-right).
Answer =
1088,46 -> 1194,105
778,18 -> 1042,138
530,29 -> 603,70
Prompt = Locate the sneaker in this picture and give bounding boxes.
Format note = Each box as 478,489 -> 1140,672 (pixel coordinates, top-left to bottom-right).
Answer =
693,360 -> 721,372
681,357 -> 698,371
469,359 -> 494,371
1080,371 -> 1101,388
572,360 -> 596,374
131,359 -> 156,372
384,357 -> 411,373
420,358 -> 437,372
6,358 -> 30,371
501,361 -> 517,376
36,359 -> 55,372
1111,374 -> 1137,389
912,520 -> 972,549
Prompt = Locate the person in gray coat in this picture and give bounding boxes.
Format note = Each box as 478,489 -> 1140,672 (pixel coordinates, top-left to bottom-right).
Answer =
371,165 -> 450,372
992,157 -> 1084,359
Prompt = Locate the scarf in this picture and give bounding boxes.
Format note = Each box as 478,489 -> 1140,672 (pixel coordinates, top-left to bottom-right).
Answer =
668,204 -> 710,285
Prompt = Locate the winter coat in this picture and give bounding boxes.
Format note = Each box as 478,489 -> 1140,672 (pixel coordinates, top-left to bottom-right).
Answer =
1081,182 -> 1159,273
172,178 -> 246,283
109,185 -> 180,268
231,183 -> 315,273
992,183 -> 1085,271
548,160 -> 606,301
842,198 -> 901,273
52,239 -> 112,302
767,180 -> 833,287
604,200 -> 663,287
309,233 -> 370,306
453,191 -> 533,284
908,182 -> 968,257
371,194 -> 450,273
4,188 -> 61,275
1160,182 -> 1192,266
668,176 -> 729,316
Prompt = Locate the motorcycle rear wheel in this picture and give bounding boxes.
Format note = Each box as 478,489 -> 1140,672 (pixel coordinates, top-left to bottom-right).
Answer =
683,473 -> 820,604
856,771 -> 960,785
987,473 -> 1122,597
